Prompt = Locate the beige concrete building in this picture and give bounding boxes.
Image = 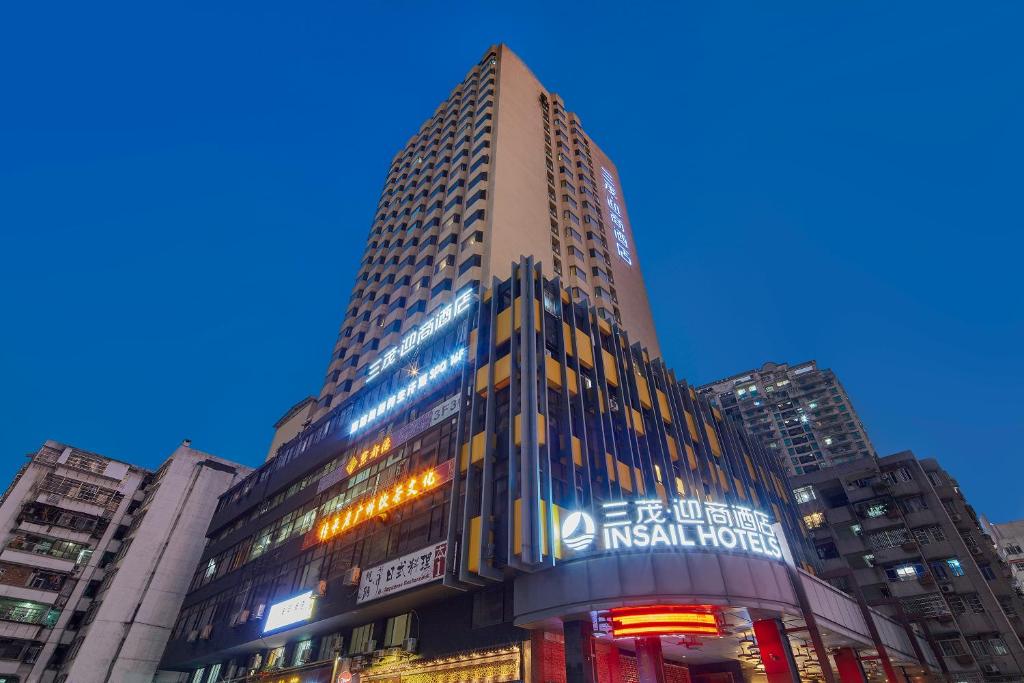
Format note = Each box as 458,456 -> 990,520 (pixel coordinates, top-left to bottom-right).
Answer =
264,396 -> 316,462
314,44 -> 659,417
0,440 -> 250,683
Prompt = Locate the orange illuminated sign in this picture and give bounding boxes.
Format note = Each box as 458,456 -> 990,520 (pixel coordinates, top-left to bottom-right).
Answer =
346,435 -> 393,476
608,606 -> 721,638
317,460 -> 454,544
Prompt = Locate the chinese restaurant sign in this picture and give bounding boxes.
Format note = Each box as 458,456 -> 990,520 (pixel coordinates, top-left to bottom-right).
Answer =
560,497 -> 782,560
315,459 -> 455,545
357,541 -> 447,604
366,289 -> 474,382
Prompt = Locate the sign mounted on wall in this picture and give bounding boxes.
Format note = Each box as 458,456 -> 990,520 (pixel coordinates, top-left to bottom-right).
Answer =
348,347 -> 466,436
600,167 -> 632,267
366,289 -> 474,383
263,591 -> 316,633
357,541 -> 448,604
559,497 -> 783,560
316,459 -> 455,545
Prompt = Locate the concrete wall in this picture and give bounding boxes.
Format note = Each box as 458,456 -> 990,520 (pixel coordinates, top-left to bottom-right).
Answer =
61,447 -> 250,683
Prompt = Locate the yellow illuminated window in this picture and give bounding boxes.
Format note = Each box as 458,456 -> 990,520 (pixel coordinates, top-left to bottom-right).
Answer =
803,512 -> 826,530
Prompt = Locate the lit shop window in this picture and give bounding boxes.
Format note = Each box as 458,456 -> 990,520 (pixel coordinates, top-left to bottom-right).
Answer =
803,512 -> 826,530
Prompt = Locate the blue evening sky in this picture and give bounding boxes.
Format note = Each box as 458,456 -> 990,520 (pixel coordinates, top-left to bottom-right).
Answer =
2,2 -> 1021,520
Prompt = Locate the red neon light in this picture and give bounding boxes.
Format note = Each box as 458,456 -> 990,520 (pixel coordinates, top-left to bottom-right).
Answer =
608,605 -> 721,639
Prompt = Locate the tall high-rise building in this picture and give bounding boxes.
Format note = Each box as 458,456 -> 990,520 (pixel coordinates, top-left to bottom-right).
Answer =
697,360 -> 876,476
159,48 -> 941,683
0,440 -> 249,683
315,44 -> 659,416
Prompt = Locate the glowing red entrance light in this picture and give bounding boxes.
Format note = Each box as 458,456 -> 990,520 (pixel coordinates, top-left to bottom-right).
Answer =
608,605 -> 722,639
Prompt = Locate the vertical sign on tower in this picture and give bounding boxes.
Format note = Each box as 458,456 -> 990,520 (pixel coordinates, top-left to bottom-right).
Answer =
601,167 -> 632,267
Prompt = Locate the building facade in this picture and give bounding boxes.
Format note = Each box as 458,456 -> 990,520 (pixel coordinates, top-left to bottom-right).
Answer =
160,266 -> 939,683
980,519 -> 1024,598
792,451 -> 1024,681
0,440 -> 248,683
697,361 -> 876,477
315,44 -> 660,415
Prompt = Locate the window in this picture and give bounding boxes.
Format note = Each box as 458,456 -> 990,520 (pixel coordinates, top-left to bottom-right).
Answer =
293,639 -> 313,667
885,563 -> 924,582
206,663 -> 222,683
793,486 -> 816,504
384,613 -> 412,647
979,564 -> 996,580
913,525 -> 945,545
864,503 -> 887,518
936,638 -> 967,657
867,527 -> 910,550
803,512 -> 825,530
945,558 -> 965,577
349,624 -> 374,655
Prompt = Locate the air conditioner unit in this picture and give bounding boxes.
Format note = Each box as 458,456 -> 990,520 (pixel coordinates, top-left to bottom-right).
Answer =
199,624 -> 213,640
981,664 -> 1001,675
344,567 -> 361,586
950,514 -> 962,522
364,639 -> 377,654
971,546 -> 983,555
940,584 -> 955,594
402,638 -> 418,653
254,603 -> 266,619
186,630 -> 199,642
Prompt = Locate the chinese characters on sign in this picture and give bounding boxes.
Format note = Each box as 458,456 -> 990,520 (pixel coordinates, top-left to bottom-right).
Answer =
600,167 -> 632,267
317,460 -> 455,545
349,347 -> 466,436
345,436 -> 392,476
263,591 -> 315,633
316,395 -> 461,495
561,497 -> 782,559
357,541 -> 448,603
366,289 -> 474,382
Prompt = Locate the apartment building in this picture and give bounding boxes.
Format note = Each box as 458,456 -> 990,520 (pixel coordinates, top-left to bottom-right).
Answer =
980,518 -> 1024,598
698,361 -> 876,476
792,451 -> 1024,681
0,440 -> 248,683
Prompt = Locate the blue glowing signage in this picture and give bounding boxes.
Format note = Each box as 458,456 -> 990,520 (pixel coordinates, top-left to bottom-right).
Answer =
366,289 -> 474,382
560,497 -> 782,559
348,347 -> 466,436
601,167 -> 632,267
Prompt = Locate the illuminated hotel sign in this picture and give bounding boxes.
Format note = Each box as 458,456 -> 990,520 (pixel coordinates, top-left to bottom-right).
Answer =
263,591 -> 315,633
366,289 -> 474,382
607,605 -> 722,638
349,347 -> 466,436
600,167 -> 632,267
316,460 -> 455,544
560,497 -> 783,559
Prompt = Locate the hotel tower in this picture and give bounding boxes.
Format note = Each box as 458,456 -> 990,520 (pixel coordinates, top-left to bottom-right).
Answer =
315,44 -> 659,416
160,47 -> 943,683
